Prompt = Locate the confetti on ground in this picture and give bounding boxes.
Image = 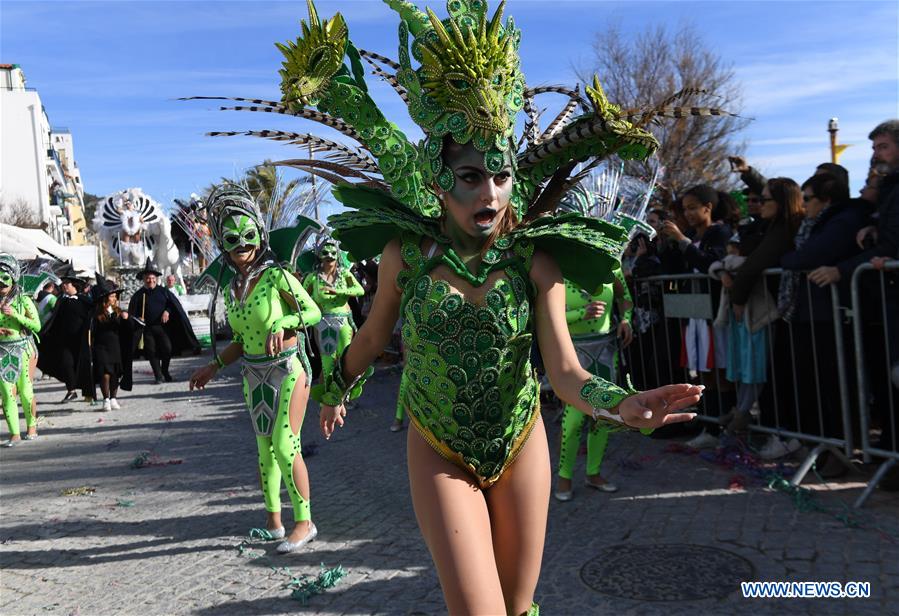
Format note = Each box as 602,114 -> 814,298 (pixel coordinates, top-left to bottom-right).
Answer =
115,499 -> 135,508
728,475 -> 747,490
130,451 -> 183,469
60,486 -> 96,496
105,439 -> 120,450
235,540 -> 266,559
248,528 -> 278,541
96,418 -> 104,423
287,564 -> 347,605
159,412 -> 178,421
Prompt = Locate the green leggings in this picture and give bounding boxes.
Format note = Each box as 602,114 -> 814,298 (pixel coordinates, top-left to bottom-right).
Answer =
558,407 -> 611,479
1,348 -> 35,437
319,319 -> 354,381
558,349 -> 614,480
243,355 -> 310,522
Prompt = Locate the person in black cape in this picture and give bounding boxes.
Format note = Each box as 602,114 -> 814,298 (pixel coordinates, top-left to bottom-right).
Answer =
85,275 -> 136,411
37,265 -> 93,402
126,259 -> 199,385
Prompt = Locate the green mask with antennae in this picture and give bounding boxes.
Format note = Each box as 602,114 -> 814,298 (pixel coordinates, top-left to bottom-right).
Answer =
221,214 -> 262,252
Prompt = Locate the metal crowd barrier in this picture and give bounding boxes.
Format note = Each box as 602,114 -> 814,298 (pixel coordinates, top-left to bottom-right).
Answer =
850,261 -> 898,508
623,267 -> 857,487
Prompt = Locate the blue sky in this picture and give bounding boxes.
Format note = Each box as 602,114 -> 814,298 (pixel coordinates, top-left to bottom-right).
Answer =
3,0 -> 897,215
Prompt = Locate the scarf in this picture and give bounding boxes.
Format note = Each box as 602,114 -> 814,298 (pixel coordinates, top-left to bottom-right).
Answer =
777,209 -> 825,321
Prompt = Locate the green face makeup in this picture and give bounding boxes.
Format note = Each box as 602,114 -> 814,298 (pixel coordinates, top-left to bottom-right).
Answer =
320,244 -> 338,260
441,143 -> 513,241
0,273 -> 12,289
222,214 -> 262,252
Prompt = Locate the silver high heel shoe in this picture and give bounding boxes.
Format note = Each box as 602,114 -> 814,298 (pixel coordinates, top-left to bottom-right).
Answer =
276,522 -> 317,554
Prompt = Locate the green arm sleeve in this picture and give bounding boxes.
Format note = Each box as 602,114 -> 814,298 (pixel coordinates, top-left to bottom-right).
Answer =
13,296 -> 41,333
271,268 -> 322,334
565,306 -> 586,324
613,268 -> 633,323
341,272 -> 365,298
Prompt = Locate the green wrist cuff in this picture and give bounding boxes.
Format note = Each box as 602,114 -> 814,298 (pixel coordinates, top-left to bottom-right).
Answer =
581,374 -> 643,431
310,346 -> 374,406
213,355 -> 226,370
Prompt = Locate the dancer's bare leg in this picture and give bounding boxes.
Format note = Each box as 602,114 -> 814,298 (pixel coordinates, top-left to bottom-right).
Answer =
27,354 -> 37,436
486,416 -> 550,615
407,427 -> 506,615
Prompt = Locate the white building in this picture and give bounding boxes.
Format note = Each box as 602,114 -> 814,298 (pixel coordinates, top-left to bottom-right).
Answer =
0,63 -> 86,245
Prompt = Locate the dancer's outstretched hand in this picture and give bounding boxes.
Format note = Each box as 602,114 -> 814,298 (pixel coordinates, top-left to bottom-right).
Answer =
320,404 -> 346,440
617,384 -> 703,430
189,364 -> 217,391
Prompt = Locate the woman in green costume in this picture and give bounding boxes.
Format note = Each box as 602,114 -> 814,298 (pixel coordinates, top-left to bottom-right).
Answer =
303,238 -> 364,379
189,184 -> 322,553
186,0 -> 730,609
554,269 -> 633,501
0,254 -> 41,446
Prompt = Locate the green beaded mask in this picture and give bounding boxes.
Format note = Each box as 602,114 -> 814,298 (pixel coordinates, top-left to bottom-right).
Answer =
222,215 -> 262,252
0,253 -> 19,291
319,243 -> 338,261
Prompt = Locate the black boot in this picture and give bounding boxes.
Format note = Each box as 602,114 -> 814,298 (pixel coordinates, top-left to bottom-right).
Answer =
161,358 -> 173,382
148,356 -> 163,384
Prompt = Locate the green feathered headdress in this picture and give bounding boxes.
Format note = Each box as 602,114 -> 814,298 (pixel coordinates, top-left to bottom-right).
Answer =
184,0 -> 735,225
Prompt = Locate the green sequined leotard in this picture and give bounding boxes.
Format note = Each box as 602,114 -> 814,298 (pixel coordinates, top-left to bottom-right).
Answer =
225,266 -> 321,521
396,233 -> 540,488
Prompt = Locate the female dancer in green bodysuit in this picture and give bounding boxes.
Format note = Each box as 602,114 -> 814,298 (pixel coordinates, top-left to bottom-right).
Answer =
188,1 -> 729,609
303,239 -> 364,379
0,254 -> 41,446
554,269 -> 633,501
189,184 -> 322,553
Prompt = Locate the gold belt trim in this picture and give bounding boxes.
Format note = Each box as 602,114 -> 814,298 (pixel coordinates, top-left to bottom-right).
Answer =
405,397 -> 541,490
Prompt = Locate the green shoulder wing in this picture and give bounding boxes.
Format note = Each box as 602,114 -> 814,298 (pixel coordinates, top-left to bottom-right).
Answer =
328,184 -> 441,261
508,213 -> 629,292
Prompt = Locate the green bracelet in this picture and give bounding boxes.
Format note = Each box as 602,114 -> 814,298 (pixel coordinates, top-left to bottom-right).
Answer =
581,374 -> 641,431
310,345 -> 373,406
213,355 -> 226,370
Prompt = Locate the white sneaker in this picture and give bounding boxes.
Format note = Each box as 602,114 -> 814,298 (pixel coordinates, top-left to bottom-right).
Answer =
102,399 -> 112,412
686,429 -> 719,450
110,398 -> 121,410
758,435 -> 802,460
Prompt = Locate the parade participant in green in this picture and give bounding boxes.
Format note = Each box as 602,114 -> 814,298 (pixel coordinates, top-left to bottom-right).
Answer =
554,269 -> 633,501
0,254 -> 41,445
189,183 -> 322,554
188,0 -> 728,609
303,238 -> 364,379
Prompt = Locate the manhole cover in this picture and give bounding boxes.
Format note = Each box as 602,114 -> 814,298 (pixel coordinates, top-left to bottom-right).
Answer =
580,544 -> 755,601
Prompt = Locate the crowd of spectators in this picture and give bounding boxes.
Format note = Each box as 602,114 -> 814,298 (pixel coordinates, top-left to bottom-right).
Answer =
620,119 -> 899,486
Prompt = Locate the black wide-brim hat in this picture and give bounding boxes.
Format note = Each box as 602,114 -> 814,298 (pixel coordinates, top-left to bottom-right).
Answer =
58,263 -> 87,288
136,258 -> 163,280
91,274 -> 121,302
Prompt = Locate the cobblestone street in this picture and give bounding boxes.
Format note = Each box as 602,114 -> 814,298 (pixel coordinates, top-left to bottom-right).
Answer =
1,352 -> 897,616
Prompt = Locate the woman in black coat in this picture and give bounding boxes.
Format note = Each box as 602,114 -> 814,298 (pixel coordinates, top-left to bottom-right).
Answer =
778,174 -> 866,448
88,277 -> 134,412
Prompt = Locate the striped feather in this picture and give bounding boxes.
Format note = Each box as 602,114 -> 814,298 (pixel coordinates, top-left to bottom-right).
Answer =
358,48 -> 401,71
271,158 -> 378,182
524,85 -> 589,108
216,105 -> 366,146
368,64 -> 409,103
519,94 -> 542,149
536,89 -> 580,145
179,95 -> 287,111
207,130 -> 380,173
